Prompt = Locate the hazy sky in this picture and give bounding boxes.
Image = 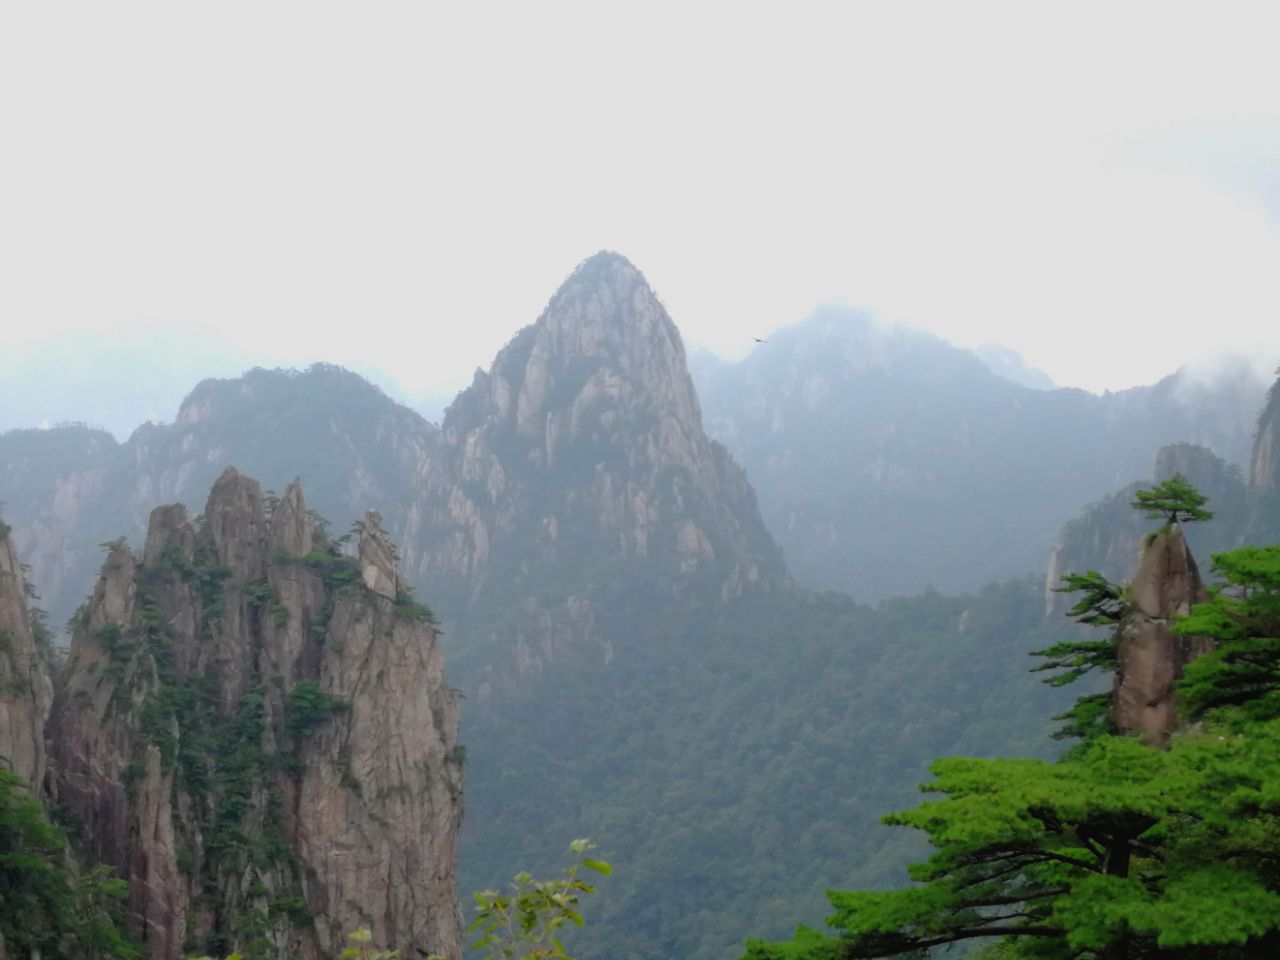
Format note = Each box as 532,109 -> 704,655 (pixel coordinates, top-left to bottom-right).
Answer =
3,2 -> 1279,403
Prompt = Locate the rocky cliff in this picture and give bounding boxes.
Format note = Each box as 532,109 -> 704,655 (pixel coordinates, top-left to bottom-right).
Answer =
2,258 -> 788,682
0,425 -> 119,640
1248,374 -> 1280,544
0,368 -> 443,636
1112,525 -> 1211,744
405,251 -> 786,679
0,519 -> 53,789
45,469 -> 462,960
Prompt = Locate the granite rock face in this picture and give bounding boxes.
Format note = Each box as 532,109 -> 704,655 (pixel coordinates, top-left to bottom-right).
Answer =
1253,414 -> 1277,494
0,521 -> 52,790
1112,525 -> 1211,744
45,469 -> 462,960
357,511 -> 400,600
1248,375 -> 1280,543
404,251 -> 787,678
0,369 -> 442,636
0,256 -> 787,692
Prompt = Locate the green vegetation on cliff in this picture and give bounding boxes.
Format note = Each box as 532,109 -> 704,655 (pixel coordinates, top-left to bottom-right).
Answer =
0,768 -> 136,959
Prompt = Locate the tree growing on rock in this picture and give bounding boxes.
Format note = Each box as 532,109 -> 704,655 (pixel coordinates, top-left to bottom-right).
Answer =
1129,472 -> 1213,525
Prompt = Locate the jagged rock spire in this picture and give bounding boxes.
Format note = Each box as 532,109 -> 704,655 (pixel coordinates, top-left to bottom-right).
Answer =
0,522 -> 51,789
413,251 -> 786,679
358,510 -> 400,600
46,471 -> 462,960
205,466 -> 267,580
1247,374 -> 1280,542
270,480 -> 313,557
1112,525 -> 1211,744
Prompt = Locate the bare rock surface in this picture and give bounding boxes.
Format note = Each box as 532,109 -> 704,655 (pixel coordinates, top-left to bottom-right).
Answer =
0,522 -> 52,789
45,472 -> 462,960
1112,525 -> 1210,744
358,510 -> 399,600
411,251 -> 786,678
1248,378 -> 1280,542
270,481 -> 313,558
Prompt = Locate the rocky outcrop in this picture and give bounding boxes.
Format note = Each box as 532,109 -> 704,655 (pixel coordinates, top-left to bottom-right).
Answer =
404,251 -> 787,677
1112,525 -> 1210,744
0,368 -> 444,636
1044,443 -> 1248,612
1,256 -> 786,691
357,511 -> 399,600
0,520 -> 52,789
1247,375 -> 1280,544
1254,422 -> 1276,495
0,426 -> 117,644
46,469 -> 462,960
1253,412 -> 1277,494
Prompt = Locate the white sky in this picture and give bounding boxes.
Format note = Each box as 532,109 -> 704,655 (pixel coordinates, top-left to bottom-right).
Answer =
2,2 -> 1279,399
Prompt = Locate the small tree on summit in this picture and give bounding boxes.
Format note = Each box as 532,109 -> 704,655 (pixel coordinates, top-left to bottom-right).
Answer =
1129,472 -> 1213,525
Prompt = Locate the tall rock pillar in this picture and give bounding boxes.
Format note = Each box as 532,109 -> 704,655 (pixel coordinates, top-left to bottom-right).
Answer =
1112,525 -> 1210,744
0,521 -> 52,789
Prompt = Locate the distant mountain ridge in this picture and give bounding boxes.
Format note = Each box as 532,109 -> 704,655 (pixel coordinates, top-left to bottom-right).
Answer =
0,254 -> 787,660
0,332 -> 422,441
1045,373 -> 1280,598
692,305 -> 1268,600
0,364 -> 441,635
0,252 -> 1177,960
974,342 -> 1055,390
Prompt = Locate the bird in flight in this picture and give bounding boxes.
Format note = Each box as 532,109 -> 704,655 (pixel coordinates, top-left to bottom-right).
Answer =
753,337 -> 766,343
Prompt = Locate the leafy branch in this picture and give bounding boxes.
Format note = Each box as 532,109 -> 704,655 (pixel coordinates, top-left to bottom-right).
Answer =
470,839 -> 612,960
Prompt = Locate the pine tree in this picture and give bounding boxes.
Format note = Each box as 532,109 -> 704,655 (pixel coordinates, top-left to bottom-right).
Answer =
1129,472 -> 1213,525
0,768 -> 137,958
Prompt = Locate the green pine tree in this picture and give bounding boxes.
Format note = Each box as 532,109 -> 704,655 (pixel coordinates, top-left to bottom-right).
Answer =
1175,545 -> 1280,725
0,768 -> 137,959
1031,570 -> 1126,743
1129,472 -> 1213,525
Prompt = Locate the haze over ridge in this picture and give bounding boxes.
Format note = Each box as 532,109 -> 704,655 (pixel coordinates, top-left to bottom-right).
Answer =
5,5 -> 1280,404
3,281 -> 1273,442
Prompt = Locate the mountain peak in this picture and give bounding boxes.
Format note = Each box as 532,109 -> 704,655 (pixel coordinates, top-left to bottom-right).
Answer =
545,249 -> 664,329
426,255 -> 787,676
533,250 -> 647,328
570,248 -> 641,277
46,471 -> 462,958
454,252 -> 696,442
